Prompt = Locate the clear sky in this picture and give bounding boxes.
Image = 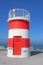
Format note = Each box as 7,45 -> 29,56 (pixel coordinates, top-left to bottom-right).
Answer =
0,0 -> 43,45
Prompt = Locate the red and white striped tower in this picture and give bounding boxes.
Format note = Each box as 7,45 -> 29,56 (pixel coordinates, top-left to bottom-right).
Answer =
7,9 -> 30,58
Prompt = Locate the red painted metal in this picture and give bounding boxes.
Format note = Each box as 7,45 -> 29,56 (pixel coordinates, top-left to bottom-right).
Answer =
9,19 -> 30,29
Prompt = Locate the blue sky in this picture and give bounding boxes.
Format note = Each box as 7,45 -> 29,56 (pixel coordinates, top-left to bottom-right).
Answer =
0,0 -> 43,45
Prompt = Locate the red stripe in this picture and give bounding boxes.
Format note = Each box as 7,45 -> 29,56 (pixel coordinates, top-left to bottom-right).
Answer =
9,19 -> 30,29
8,38 -> 13,47
8,38 -> 30,48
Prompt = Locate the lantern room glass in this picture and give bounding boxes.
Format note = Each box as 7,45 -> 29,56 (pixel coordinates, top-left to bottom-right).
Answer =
8,9 -> 30,20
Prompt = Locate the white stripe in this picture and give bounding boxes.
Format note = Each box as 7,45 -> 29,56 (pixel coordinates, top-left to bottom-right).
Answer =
7,17 -> 29,22
8,29 -> 29,38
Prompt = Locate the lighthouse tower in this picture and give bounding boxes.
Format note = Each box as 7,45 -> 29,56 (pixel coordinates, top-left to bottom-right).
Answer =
7,9 -> 30,58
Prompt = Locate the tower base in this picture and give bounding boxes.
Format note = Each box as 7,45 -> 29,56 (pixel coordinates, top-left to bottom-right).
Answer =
7,48 -> 30,58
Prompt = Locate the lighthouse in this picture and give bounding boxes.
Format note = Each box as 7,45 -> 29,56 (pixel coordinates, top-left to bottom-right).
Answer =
7,9 -> 30,58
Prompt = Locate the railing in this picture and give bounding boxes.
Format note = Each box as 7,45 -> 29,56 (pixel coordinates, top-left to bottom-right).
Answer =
8,9 -> 30,20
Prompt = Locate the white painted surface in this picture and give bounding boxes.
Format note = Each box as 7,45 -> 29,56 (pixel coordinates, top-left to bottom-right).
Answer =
7,17 -> 29,22
7,48 -> 13,56
8,29 -> 29,38
21,48 -> 30,57
7,55 -> 29,58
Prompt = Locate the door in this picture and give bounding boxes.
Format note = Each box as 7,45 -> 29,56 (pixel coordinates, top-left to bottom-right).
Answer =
13,36 -> 21,55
